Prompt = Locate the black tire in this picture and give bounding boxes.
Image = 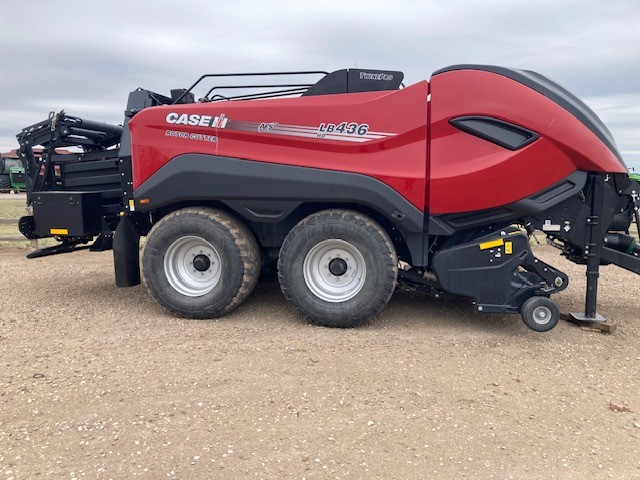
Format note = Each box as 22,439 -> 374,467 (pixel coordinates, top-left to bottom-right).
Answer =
142,207 -> 260,318
0,175 -> 10,193
521,296 -> 559,332
278,209 -> 398,327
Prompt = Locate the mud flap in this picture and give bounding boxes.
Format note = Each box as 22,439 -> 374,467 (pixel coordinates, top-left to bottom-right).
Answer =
113,215 -> 140,287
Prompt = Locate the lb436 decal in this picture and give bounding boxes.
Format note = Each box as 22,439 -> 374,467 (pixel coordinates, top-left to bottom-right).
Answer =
317,122 -> 369,138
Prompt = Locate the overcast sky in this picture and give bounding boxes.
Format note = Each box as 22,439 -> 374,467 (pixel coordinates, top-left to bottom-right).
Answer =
1,0 -> 639,170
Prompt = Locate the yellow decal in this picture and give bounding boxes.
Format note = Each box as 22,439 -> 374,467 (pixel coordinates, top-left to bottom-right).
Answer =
50,228 -> 68,235
479,238 -> 504,250
505,241 -> 513,255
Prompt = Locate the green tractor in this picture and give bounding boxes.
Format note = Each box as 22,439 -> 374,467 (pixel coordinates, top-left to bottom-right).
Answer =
0,156 -> 26,193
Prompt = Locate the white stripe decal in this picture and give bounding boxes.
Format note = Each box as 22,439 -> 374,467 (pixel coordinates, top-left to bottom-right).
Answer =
271,127 -> 388,140
223,120 -> 397,143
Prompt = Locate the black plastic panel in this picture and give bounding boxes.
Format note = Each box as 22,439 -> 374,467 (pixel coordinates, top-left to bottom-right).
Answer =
32,191 -> 103,236
134,154 -> 426,263
431,171 -> 588,234
450,116 -> 539,150
303,69 -> 403,96
347,69 -> 404,93
443,208 -> 513,229
302,70 -> 348,96
432,232 -> 534,305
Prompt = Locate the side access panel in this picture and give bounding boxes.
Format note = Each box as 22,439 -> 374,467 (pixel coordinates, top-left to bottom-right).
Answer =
128,81 -> 429,211
429,67 -> 624,215
129,81 -> 431,264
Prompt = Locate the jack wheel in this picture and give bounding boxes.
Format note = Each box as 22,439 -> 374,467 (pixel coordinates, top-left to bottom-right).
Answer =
521,296 -> 559,332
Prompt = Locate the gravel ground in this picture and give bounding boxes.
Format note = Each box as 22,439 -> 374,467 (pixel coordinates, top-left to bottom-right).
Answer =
1,245 -> 639,479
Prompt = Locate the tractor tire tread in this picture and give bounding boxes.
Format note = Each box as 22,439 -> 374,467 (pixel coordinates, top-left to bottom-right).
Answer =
278,209 -> 397,327
142,207 -> 260,318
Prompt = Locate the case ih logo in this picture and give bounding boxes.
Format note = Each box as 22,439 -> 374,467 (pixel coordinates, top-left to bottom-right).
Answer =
165,112 -> 229,128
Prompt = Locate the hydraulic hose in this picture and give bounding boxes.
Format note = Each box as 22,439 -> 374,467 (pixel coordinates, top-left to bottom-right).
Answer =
604,233 -> 640,255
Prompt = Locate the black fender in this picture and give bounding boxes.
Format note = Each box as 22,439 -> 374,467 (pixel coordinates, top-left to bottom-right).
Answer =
133,154 -> 426,264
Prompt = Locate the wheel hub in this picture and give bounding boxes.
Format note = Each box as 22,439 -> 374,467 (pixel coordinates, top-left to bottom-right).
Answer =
328,257 -> 348,276
534,306 -> 551,324
193,254 -> 211,272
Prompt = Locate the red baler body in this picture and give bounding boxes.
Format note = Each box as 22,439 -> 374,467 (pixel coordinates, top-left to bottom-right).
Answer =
129,69 -> 624,216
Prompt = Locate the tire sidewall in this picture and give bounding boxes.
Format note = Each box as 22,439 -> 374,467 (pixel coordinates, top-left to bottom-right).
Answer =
143,214 -> 245,317
522,297 -> 559,332
283,218 -> 396,323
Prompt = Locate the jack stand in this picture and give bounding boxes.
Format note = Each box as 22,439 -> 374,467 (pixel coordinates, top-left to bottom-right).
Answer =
565,313 -> 615,333
567,175 -> 616,333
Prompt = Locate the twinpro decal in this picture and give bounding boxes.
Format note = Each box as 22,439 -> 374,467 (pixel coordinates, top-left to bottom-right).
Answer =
359,71 -> 394,81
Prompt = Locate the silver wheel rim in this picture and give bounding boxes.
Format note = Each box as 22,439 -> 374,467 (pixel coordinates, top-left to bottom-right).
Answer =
533,305 -> 552,325
164,236 -> 222,297
303,239 -> 366,303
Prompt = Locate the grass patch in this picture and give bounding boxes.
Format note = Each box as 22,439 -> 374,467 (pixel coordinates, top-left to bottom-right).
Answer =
0,200 -> 58,249
0,199 -> 29,220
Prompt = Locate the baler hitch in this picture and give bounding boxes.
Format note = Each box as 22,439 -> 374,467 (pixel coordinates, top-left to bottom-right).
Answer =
568,175 -> 640,331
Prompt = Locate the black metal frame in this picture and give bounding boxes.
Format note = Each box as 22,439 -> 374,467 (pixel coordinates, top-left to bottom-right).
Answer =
172,71 -> 329,104
17,112 -> 122,198
203,84 -> 315,102
582,174 -> 605,320
567,174 -> 638,324
15,112 -> 124,259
